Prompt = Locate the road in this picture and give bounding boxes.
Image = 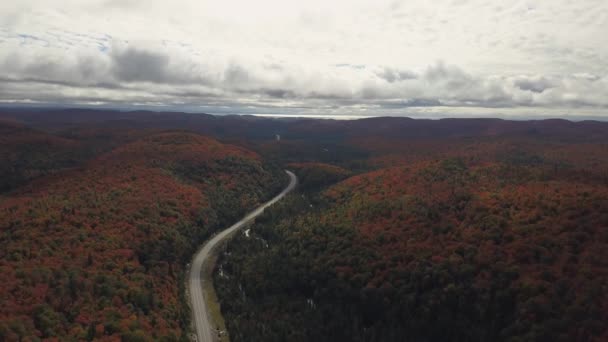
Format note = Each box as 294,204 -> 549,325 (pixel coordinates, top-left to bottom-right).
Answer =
189,170 -> 297,342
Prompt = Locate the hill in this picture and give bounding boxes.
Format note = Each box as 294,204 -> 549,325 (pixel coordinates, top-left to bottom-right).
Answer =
0,131 -> 285,341
215,142 -> 608,342
2,109 -> 608,341
0,120 -> 86,193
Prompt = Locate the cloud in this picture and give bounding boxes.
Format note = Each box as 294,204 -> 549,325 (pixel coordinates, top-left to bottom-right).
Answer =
378,99 -> 442,108
111,47 -> 171,83
376,67 -> 417,83
262,89 -> 297,99
514,76 -> 556,93
0,0 -> 607,117
1,47 -> 607,114
110,45 -> 220,86
0,50 -> 113,87
223,64 -> 252,87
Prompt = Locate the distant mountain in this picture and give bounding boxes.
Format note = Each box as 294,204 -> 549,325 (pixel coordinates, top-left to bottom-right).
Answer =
0,120 -> 84,192
2,108 -> 608,143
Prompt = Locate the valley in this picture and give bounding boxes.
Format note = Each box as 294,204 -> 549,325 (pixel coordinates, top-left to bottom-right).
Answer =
0,109 -> 607,341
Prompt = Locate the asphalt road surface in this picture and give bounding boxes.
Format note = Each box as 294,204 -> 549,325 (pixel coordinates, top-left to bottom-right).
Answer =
189,170 -> 297,342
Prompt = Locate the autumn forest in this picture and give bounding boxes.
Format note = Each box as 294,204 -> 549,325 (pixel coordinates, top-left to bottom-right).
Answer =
1,109 -> 607,341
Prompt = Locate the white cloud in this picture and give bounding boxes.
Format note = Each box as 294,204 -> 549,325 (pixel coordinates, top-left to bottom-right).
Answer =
0,0 -> 607,117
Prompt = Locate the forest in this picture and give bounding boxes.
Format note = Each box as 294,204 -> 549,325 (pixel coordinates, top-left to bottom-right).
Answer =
1,109 -> 607,341
0,117 -> 285,340
215,136 -> 608,341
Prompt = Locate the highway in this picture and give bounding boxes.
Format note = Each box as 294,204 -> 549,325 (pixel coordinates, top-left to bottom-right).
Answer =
189,170 -> 297,342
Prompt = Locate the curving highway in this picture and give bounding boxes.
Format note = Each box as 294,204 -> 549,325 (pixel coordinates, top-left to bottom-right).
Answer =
189,170 -> 297,342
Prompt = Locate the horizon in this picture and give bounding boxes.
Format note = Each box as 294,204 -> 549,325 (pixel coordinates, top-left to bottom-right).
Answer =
1,105 -> 608,122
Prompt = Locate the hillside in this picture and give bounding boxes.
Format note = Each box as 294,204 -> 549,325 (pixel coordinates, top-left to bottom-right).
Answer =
0,120 -> 86,193
286,162 -> 352,191
2,110 -> 608,341
0,131 -> 285,341
3,109 -> 608,144
215,142 -> 608,342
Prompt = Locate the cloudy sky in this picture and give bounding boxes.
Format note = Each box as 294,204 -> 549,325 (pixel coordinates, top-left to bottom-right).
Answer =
1,0 -> 607,118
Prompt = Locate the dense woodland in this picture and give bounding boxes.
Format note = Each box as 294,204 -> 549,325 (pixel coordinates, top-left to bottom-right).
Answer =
0,117 -> 285,340
216,138 -> 608,341
1,109 -> 608,341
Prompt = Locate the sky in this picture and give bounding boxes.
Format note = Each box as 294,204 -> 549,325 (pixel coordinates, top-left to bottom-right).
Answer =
0,0 -> 607,118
